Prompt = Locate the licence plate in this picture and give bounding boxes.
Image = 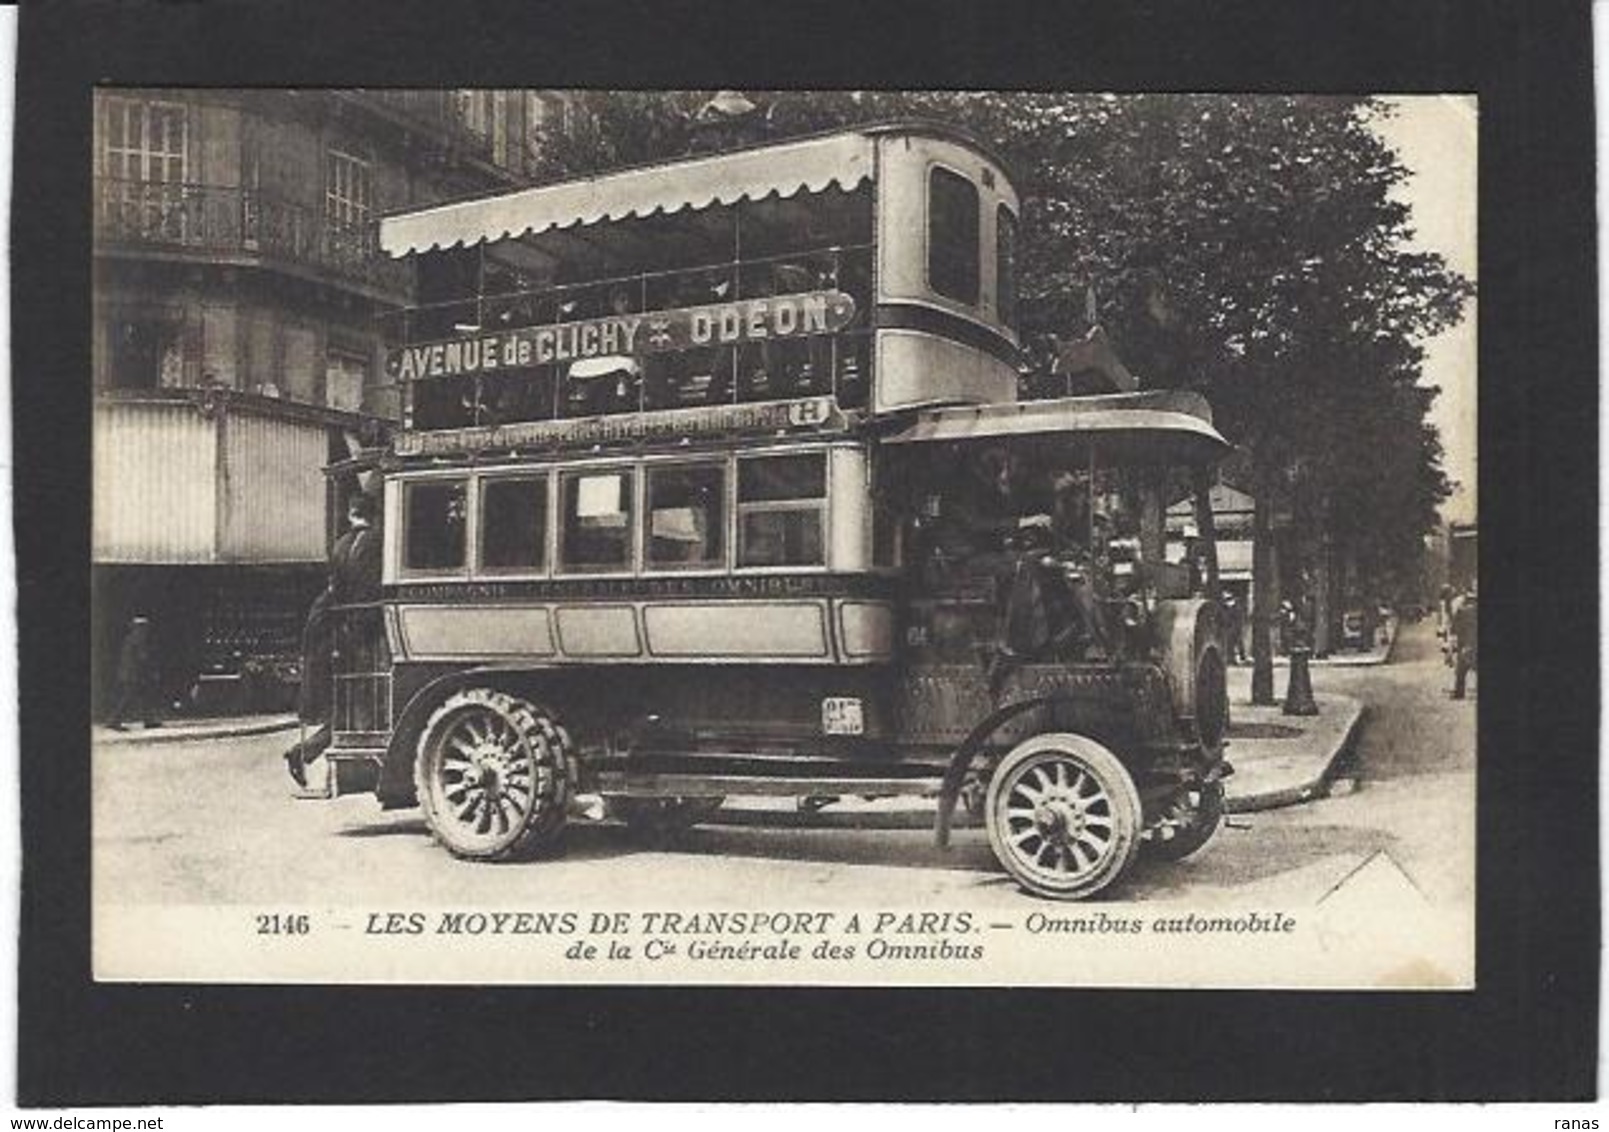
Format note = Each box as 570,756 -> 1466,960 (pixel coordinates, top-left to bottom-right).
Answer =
821,697 -> 865,736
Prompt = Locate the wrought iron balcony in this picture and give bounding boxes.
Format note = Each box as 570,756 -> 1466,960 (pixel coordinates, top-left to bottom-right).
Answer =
94,177 -> 413,299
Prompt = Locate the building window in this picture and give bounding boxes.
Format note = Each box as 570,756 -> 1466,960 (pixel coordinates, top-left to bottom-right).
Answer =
996,205 -> 1019,330
927,166 -> 980,306
646,463 -> 725,570
324,350 -> 369,412
479,475 -> 549,573
108,316 -> 183,390
325,150 -> 371,231
737,453 -> 826,568
404,480 -> 468,573
101,97 -> 188,183
560,469 -> 635,573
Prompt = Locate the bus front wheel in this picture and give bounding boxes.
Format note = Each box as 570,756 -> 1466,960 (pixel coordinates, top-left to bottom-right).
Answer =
414,688 -> 571,861
985,733 -> 1142,900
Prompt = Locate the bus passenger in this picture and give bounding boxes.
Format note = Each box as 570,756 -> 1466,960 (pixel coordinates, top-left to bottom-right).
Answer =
285,492 -> 382,787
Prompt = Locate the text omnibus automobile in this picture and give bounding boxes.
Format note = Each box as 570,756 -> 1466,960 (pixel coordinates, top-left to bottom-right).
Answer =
322,122 -> 1233,900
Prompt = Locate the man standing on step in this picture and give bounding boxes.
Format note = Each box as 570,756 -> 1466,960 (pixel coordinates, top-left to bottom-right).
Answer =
285,492 -> 381,785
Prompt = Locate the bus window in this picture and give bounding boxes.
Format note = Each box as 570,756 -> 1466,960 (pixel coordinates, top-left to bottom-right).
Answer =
404,480 -> 468,573
560,469 -> 636,573
479,475 -> 548,572
646,463 -> 725,570
928,166 -> 980,306
737,453 -> 826,568
997,204 -> 1018,329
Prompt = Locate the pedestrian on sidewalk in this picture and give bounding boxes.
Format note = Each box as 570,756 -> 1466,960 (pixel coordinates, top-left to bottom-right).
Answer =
1450,587 -> 1478,699
1221,590 -> 1247,664
1276,598 -> 1297,656
1436,583 -> 1456,663
109,615 -> 163,731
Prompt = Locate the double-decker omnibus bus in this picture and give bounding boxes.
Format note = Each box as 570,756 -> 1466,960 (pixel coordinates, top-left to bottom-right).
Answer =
318,121 -> 1232,900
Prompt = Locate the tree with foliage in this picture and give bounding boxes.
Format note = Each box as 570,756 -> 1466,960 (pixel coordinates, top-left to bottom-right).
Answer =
533,91 -> 1471,700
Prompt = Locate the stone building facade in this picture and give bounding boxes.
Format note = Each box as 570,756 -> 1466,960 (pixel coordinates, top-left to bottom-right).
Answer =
92,89 -> 579,714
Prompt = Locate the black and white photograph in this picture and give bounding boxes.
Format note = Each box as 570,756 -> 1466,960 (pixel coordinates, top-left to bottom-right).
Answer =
87,87 -> 1478,988
13,0 -> 1599,1109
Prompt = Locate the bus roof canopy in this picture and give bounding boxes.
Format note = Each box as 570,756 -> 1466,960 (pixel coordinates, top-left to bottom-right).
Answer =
885,391 -> 1233,466
381,131 -> 875,257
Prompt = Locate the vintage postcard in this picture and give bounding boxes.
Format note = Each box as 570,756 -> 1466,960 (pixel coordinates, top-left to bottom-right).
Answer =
89,88 -> 1477,988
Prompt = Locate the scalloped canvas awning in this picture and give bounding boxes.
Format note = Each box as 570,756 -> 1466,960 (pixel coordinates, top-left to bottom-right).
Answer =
380,132 -> 876,258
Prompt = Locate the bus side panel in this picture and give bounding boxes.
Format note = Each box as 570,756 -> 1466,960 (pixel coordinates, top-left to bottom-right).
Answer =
376,662 -> 900,806
893,662 -> 1177,762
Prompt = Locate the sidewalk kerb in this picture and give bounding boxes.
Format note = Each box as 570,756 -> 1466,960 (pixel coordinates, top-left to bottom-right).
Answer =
93,716 -> 300,747
1224,700 -> 1367,814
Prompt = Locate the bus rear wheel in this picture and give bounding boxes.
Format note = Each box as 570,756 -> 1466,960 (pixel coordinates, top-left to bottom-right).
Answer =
1140,780 -> 1225,862
414,688 -> 570,861
985,733 -> 1142,900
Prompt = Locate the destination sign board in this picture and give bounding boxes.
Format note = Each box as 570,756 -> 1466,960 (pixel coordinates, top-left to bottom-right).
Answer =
388,290 -> 857,383
394,396 -> 844,457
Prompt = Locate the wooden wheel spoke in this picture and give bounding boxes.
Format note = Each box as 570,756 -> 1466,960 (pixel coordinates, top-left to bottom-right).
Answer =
1075,831 -> 1110,857
1010,780 -> 1043,807
1007,795 -> 1036,819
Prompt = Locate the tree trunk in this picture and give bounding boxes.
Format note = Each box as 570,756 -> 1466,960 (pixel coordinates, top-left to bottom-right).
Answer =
1313,528 -> 1333,658
1191,465 -> 1221,598
1250,461 -> 1278,705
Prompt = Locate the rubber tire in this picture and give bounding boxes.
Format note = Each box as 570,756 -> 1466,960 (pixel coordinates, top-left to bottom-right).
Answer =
985,733 -> 1142,901
414,688 -> 570,861
1193,641 -> 1229,755
1140,779 -> 1225,862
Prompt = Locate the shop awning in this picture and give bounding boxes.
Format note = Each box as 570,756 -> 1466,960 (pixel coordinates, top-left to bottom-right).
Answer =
381,132 -> 876,257
885,391 -> 1233,466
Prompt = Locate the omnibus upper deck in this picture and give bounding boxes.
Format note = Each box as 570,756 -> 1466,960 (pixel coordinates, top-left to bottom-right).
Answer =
377,121 -> 1021,433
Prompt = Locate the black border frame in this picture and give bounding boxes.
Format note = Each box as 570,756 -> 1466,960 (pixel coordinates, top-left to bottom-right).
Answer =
16,0 -> 1599,1104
